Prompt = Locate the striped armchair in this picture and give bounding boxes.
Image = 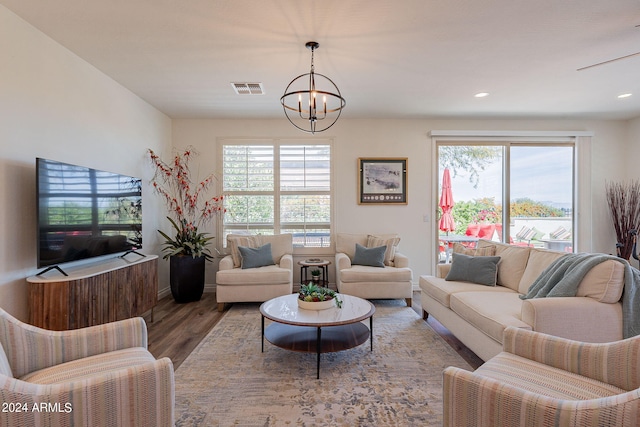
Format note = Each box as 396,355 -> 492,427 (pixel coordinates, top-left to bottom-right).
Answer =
0,308 -> 174,427
444,327 -> 640,426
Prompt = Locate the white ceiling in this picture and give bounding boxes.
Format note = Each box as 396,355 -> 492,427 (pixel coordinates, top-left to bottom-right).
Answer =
2,0 -> 640,120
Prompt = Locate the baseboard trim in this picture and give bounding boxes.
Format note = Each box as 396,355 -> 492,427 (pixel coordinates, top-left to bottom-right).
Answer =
158,286 -> 172,300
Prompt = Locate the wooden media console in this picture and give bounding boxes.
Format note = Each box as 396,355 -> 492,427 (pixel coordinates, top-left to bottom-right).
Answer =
27,255 -> 158,330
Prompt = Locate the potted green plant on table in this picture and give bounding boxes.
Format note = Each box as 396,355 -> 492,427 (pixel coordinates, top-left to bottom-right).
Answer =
310,268 -> 321,283
148,147 -> 224,303
298,283 -> 342,310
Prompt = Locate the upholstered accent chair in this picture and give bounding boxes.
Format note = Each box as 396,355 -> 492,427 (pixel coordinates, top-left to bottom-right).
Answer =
335,233 -> 413,306
215,233 -> 294,312
443,327 -> 640,426
0,308 -> 174,427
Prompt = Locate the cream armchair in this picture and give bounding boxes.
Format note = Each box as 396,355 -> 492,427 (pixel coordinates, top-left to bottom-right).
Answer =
335,233 -> 413,306
443,327 -> 640,426
0,308 -> 174,427
215,233 -> 294,311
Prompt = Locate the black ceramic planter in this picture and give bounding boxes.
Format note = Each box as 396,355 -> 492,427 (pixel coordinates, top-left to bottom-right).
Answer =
169,255 -> 206,303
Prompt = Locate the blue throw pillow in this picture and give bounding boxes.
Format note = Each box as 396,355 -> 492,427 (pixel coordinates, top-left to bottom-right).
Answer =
352,243 -> 386,268
238,243 -> 275,269
445,252 -> 501,286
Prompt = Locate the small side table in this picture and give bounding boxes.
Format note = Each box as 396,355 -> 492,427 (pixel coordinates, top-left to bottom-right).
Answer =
298,259 -> 331,287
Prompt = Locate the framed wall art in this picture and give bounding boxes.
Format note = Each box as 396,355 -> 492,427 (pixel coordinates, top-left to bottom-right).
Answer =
358,157 -> 408,204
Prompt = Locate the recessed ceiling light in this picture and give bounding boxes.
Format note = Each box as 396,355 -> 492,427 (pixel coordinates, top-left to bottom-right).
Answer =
618,93 -> 632,99
474,92 -> 489,98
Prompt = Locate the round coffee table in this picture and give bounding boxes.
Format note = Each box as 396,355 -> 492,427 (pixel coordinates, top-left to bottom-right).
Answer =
260,294 -> 375,379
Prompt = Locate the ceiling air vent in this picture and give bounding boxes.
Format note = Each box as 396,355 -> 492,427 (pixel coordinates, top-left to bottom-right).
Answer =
231,82 -> 264,95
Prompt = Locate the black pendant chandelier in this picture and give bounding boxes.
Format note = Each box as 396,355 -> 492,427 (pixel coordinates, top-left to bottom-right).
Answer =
280,41 -> 346,134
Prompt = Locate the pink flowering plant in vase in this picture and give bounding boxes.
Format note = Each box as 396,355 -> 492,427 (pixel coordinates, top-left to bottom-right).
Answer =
148,147 -> 225,261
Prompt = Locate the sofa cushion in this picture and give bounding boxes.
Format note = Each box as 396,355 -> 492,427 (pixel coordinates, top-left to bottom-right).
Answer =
575,259 -> 625,303
261,234 -> 293,264
420,275 -> 516,308
450,292 -> 532,343
478,239 -> 531,291
239,243 -> 275,269
476,352 -> 626,400
445,253 -> 501,286
20,347 -> 155,384
352,243 -> 386,267
517,251 -> 625,303
367,234 -> 401,266
518,248 -> 567,294
216,264 -> 292,285
339,265 -> 412,283
336,233 -> 369,260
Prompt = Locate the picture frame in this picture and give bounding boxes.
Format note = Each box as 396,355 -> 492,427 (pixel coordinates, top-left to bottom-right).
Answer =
358,157 -> 408,204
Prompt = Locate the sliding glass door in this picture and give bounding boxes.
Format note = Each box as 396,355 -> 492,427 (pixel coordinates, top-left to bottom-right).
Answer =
436,142 -> 574,263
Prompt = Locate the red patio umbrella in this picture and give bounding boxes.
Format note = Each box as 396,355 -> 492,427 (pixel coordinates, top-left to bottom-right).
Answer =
439,168 -> 455,233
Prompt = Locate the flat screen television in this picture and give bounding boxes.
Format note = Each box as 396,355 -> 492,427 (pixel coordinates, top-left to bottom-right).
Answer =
36,158 -> 143,272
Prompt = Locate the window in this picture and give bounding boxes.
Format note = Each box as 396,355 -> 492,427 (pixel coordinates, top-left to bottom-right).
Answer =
432,130 -> 591,264
220,139 -> 332,248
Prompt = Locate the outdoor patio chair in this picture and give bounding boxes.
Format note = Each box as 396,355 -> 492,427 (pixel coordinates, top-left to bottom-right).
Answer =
461,224 -> 481,248
514,225 -> 544,247
550,226 -> 572,240
477,224 -> 496,240
465,224 -> 481,237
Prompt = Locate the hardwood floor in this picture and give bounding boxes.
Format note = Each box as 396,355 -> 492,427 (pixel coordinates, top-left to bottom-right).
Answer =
145,291 -> 483,370
144,293 -> 224,369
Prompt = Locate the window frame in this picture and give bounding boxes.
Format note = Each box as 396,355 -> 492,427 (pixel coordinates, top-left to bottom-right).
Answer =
217,137 -> 335,255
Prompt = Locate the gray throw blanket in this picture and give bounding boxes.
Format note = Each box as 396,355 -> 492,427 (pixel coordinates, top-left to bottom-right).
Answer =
520,253 -> 640,339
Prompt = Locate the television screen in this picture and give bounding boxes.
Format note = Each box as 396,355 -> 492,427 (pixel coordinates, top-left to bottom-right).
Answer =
36,158 -> 142,268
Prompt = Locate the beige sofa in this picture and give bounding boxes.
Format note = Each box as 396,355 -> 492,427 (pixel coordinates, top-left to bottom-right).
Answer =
420,239 -> 625,361
216,234 -> 293,311
335,233 -> 413,306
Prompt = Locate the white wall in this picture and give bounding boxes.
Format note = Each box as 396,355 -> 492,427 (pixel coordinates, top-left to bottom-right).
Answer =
172,117 -> 632,284
629,117 -> 640,172
0,6 -> 172,320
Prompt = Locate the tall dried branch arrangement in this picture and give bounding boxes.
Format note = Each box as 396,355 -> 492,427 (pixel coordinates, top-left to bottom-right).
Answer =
148,147 -> 225,259
606,180 -> 640,260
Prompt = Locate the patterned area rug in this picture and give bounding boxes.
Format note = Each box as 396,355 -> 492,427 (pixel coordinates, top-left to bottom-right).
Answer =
174,299 -> 472,426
